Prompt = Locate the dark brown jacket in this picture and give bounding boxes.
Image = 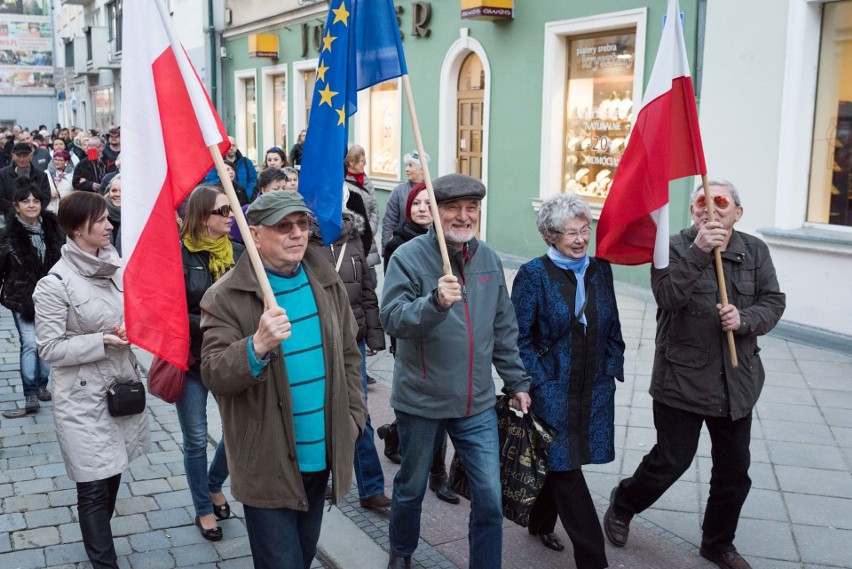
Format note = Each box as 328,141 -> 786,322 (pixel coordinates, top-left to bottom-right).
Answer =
650,227 -> 786,420
200,248 -> 367,509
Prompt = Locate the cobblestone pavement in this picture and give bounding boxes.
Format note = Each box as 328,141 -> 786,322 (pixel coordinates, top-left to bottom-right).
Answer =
0,311 -> 328,569
1,259 -> 851,568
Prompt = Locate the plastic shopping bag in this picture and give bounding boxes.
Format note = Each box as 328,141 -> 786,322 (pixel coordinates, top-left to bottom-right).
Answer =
496,395 -> 555,526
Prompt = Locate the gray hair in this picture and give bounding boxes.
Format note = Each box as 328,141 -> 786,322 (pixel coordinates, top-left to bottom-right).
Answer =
105,174 -> 121,193
692,177 -> 741,206
403,150 -> 430,167
537,193 -> 592,244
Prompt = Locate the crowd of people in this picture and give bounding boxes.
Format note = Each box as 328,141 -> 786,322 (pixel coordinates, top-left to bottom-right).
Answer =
0,121 -> 785,569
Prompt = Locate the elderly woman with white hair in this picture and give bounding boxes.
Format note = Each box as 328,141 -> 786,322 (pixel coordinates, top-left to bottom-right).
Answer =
380,149 -> 429,249
510,192 -> 625,569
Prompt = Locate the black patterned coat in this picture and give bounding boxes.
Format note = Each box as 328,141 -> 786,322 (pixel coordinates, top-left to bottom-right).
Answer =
511,255 -> 625,471
0,212 -> 64,322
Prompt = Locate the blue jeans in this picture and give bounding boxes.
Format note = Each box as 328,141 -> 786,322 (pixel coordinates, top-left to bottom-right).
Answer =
13,312 -> 50,397
174,369 -> 229,517
390,407 -> 503,568
354,339 -> 385,499
243,469 -> 329,569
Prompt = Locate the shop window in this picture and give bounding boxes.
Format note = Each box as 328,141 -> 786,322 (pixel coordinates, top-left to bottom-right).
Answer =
272,73 -> 288,149
241,77 -> 257,164
92,86 -> 115,132
808,1 -> 852,227
562,28 -> 637,203
304,68 -> 316,124
368,79 -> 401,180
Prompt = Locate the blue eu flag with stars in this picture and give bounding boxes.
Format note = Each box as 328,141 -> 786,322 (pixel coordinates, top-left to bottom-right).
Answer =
299,0 -> 408,244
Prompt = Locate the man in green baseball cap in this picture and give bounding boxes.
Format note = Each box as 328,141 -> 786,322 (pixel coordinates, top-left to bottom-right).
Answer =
200,188 -> 367,569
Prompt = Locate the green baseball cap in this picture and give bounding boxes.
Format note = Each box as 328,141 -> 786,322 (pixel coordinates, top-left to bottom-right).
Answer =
246,191 -> 312,226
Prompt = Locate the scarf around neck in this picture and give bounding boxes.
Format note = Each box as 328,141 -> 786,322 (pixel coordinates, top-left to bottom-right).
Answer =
347,170 -> 366,186
16,214 -> 45,262
547,246 -> 589,326
182,233 -> 234,282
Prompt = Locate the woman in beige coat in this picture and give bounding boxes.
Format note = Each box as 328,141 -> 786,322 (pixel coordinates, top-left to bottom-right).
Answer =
33,191 -> 150,569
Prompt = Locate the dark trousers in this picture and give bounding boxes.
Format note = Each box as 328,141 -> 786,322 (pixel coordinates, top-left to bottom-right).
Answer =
76,473 -> 122,569
529,470 -> 608,569
243,469 -> 330,569
615,401 -> 752,553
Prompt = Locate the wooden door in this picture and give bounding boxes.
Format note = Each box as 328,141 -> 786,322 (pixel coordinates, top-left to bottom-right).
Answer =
456,53 -> 485,180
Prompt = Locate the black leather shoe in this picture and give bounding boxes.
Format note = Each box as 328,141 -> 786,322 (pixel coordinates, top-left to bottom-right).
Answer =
700,548 -> 753,569
538,532 -> 565,552
429,475 -> 460,505
387,551 -> 411,569
195,515 -> 223,541
37,387 -> 52,401
603,487 -> 632,548
212,501 -> 231,521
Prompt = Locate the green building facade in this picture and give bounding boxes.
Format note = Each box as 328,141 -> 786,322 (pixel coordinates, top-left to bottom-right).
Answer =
219,0 -> 702,286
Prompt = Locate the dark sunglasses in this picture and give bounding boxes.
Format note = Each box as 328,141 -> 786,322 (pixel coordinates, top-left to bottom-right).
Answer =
272,217 -> 310,234
209,205 -> 233,217
694,195 -> 731,209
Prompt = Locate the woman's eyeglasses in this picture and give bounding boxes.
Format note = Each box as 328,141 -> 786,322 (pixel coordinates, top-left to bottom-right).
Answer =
553,226 -> 591,239
694,195 -> 731,209
209,205 -> 233,217
273,217 -> 310,234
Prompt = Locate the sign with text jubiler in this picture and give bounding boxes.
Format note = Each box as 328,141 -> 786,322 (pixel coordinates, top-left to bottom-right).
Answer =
461,0 -> 513,21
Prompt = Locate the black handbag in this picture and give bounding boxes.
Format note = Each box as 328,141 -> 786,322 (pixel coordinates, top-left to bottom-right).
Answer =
106,380 -> 147,417
52,273 -> 146,418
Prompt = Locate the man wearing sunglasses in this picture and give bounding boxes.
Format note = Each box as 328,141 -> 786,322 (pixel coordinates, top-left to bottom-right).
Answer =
199,191 -> 366,569
605,179 -> 786,569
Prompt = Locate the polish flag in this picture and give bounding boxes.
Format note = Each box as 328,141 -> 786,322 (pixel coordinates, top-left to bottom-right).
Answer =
121,0 -> 229,368
595,0 -> 706,268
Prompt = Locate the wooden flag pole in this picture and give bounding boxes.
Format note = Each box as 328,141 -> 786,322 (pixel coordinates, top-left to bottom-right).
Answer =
701,173 -> 738,368
401,74 -> 452,276
208,146 -> 278,310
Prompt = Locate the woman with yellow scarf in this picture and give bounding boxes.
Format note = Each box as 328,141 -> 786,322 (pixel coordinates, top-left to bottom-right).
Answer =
178,185 -> 244,541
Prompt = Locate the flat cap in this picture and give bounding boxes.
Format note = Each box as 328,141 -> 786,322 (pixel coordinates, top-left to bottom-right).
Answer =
11,142 -> 33,155
431,173 -> 486,203
246,190 -> 311,226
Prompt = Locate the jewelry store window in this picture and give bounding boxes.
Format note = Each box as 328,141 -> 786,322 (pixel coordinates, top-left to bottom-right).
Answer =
562,28 -> 637,205
368,79 -> 401,181
808,0 -> 852,227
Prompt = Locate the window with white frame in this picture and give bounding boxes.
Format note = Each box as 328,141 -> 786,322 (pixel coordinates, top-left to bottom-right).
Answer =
262,65 -> 288,154
292,60 -> 317,151
807,0 -> 852,227
538,9 -> 646,213
367,79 -> 401,180
235,70 -> 259,164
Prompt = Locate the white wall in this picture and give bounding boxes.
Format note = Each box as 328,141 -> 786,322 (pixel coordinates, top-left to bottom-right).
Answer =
699,0 -> 790,236
700,0 -> 852,338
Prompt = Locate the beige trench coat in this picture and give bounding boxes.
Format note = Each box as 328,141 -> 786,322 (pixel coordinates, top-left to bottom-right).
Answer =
34,240 -> 150,483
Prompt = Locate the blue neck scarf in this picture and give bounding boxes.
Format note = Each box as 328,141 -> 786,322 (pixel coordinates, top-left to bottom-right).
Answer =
547,246 -> 589,326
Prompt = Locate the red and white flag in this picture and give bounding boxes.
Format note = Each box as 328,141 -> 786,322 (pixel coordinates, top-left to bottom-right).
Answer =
121,0 -> 229,368
596,0 -> 706,268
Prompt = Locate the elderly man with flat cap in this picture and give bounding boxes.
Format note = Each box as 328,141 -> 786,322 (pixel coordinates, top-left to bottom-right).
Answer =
381,173 -> 532,569
0,142 -> 51,219
200,191 -> 367,569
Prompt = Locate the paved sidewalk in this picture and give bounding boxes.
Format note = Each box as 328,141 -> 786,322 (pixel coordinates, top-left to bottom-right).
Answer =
1,264 -> 850,568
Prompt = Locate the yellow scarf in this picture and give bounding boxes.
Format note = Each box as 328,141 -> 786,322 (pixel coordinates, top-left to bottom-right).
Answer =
182,234 -> 234,281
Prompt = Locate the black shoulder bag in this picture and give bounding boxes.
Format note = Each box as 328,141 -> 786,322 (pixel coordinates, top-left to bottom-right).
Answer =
51,273 -> 146,417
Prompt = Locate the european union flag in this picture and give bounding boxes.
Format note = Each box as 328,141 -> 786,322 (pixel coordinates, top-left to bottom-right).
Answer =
299,0 -> 408,244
